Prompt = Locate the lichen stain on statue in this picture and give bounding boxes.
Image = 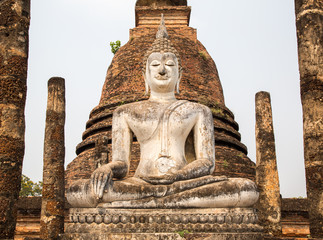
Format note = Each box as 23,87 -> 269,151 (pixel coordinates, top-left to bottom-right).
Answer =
66,16 -> 259,209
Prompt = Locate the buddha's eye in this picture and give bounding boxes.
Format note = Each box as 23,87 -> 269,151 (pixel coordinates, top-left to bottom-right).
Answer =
150,61 -> 160,67
166,61 -> 175,66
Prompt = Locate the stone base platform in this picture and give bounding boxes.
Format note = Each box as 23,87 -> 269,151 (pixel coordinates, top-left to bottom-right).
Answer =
61,208 -> 263,239
60,233 -> 264,240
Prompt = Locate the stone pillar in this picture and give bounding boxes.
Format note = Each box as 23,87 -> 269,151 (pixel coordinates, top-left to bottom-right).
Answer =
255,91 -> 282,236
294,0 -> 323,237
40,77 -> 66,239
0,0 -> 30,238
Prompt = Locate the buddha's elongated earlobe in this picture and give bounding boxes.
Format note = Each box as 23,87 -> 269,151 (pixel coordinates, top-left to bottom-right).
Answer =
143,69 -> 149,95
176,80 -> 180,94
176,67 -> 183,93
145,82 -> 149,95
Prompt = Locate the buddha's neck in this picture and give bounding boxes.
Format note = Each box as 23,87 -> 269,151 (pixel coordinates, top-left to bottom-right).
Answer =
149,91 -> 177,102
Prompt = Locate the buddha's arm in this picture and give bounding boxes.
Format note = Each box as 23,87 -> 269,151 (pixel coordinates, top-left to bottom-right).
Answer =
143,106 -> 215,185
111,108 -> 132,177
91,108 -> 131,198
172,106 -> 215,180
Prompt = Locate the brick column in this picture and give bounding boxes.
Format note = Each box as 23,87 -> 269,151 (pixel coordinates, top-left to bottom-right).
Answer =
294,0 -> 323,237
0,0 -> 30,238
40,77 -> 66,239
255,91 -> 281,236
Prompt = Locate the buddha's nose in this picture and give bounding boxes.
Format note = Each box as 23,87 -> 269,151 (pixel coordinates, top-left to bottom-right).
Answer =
159,65 -> 166,75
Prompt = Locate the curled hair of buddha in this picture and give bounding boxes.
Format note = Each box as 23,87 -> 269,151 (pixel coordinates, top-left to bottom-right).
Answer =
142,14 -> 182,74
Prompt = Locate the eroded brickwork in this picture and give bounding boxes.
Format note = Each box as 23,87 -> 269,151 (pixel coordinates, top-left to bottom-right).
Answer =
0,0 -> 30,238
65,5 -> 256,188
295,0 -> 323,237
40,78 -> 66,239
136,0 -> 187,7
255,91 -> 282,236
281,198 -> 309,238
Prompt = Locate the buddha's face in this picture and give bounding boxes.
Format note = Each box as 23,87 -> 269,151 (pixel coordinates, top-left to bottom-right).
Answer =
145,52 -> 180,94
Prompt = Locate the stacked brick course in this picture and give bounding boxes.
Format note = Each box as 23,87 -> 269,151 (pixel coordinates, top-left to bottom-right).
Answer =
66,3 -> 256,187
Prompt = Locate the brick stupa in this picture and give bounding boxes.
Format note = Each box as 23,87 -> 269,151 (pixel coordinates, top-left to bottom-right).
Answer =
65,0 -> 256,187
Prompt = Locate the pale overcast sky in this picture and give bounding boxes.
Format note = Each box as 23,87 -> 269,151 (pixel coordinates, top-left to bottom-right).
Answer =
24,0 -> 306,198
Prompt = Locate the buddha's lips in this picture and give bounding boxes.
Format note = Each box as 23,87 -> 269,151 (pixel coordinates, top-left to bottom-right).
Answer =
155,75 -> 169,80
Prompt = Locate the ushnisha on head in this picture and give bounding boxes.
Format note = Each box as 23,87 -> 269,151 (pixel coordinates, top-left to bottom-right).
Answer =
143,15 -> 182,95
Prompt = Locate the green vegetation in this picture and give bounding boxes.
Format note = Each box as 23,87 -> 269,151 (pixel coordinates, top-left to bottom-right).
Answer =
110,40 -> 121,54
237,153 -> 244,158
199,51 -> 207,60
176,229 -> 191,237
211,108 -> 224,116
197,96 -> 209,106
118,100 -> 126,106
20,174 -> 42,197
222,160 -> 229,168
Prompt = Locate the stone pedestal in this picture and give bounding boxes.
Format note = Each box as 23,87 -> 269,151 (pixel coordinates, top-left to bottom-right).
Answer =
61,233 -> 263,240
61,208 -> 263,240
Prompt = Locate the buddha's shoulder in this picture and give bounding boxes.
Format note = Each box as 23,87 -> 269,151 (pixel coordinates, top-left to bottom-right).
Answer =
113,100 -> 152,115
113,100 -> 211,116
181,101 -> 212,114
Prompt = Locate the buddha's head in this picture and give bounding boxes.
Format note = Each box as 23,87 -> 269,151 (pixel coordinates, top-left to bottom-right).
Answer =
143,15 -> 182,95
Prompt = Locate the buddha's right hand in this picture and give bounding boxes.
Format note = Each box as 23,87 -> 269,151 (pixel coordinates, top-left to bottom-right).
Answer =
141,173 -> 178,185
91,164 -> 112,199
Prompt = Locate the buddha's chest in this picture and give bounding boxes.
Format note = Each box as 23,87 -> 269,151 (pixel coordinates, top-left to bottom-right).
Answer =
127,107 -> 197,142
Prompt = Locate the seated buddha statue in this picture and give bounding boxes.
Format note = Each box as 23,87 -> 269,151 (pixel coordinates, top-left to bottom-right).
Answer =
67,16 -> 259,208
